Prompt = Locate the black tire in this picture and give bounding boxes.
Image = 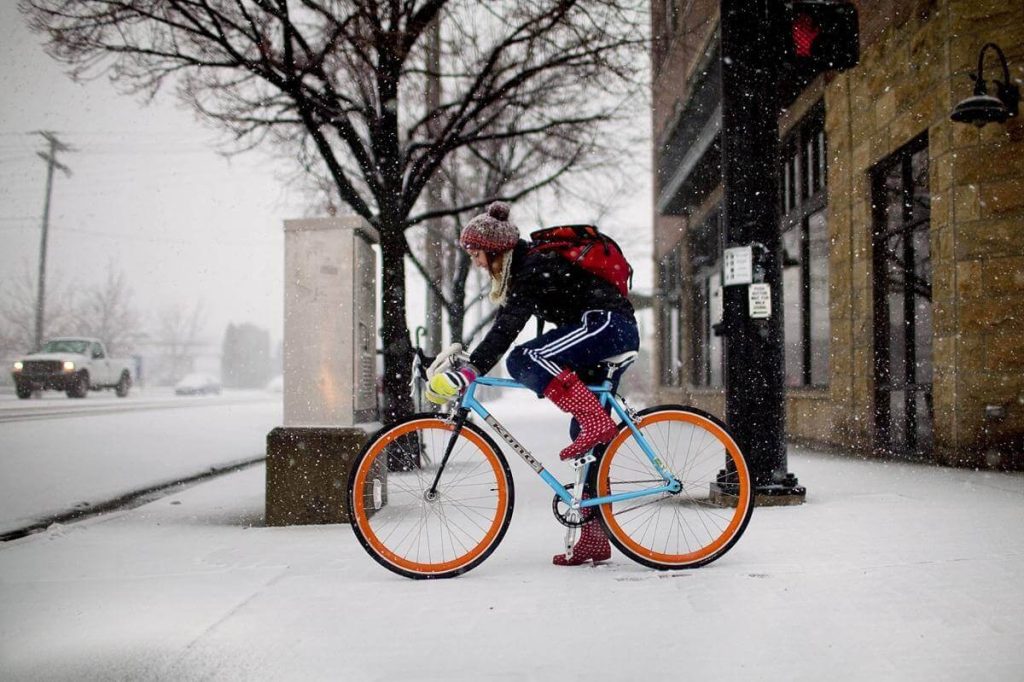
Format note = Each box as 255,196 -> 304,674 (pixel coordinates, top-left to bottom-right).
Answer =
67,371 -> 89,398
15,381 -> 32,399
595,405 -> 754,570
348,414 -> 515,579
115,371 -> 131,397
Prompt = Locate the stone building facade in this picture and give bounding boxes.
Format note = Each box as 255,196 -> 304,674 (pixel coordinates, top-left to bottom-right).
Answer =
651,0 -> 1024,467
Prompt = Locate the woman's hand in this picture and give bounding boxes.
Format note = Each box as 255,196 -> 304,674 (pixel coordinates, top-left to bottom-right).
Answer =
425,367 -> 477,404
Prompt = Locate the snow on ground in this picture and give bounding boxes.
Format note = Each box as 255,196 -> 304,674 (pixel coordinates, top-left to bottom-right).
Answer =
0,395 -> 1022,681
0,391 -> 281,533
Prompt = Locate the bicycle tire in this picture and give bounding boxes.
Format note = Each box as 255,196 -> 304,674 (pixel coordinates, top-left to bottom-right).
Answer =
348,414 -> 514,579
595,405 -> 753,569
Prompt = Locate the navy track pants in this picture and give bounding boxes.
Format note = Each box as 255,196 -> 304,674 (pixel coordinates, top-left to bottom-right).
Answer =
505,310 -> 639,396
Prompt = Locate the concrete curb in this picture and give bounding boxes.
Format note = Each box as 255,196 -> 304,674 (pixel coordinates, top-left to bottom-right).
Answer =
0,456 -> 265,542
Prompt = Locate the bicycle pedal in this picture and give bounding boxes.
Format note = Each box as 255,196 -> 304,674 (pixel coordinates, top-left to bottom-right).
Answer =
568,453 -> 597,471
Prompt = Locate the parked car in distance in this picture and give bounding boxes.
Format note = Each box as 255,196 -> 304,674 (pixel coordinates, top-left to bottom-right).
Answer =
11,337 -> 133,399
174,373 -> 222,396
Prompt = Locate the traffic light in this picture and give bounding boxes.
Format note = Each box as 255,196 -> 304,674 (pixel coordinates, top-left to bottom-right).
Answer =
785,1 -> 859,74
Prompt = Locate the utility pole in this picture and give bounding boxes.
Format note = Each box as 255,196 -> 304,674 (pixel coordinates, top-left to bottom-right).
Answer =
718,0 -> 804,504
34,131 -> 73,351
423,14 -> 444,356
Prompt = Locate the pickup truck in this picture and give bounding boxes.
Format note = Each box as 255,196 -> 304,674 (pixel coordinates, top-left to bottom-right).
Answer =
11,337 -> 133,399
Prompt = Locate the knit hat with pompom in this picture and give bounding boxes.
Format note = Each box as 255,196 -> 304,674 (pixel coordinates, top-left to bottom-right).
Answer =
460,201 -> 519,253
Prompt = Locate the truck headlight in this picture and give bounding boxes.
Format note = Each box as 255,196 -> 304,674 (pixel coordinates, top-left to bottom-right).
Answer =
63,361 -> 75,372
12,361 -> 22,372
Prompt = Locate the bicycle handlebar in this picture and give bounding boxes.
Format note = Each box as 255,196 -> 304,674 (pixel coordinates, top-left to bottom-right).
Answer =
410,344 -> 470,392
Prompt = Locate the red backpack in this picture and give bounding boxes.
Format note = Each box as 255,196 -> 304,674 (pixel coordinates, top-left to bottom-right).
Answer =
528,224 -> 633,297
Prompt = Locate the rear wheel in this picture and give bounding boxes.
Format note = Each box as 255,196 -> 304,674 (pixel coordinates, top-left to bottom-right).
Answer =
348,415 -> 514,579
115,371 -> 131,397
595,405 -> 753,570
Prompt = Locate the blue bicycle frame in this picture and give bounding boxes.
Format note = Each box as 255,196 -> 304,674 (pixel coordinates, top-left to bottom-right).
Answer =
456,376 -> 682,511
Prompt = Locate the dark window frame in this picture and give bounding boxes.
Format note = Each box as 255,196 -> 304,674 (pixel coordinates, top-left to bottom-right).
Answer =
870,133 -> 933,458
779,101 -> 829,388
658,241 -> 685,387
689,207 -> 723,388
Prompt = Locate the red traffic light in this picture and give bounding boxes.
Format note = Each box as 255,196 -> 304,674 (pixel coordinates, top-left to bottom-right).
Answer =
792,13 -> 821,58
787,1 -> 859,73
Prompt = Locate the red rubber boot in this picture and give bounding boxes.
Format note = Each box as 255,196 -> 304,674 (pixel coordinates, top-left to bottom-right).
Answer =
543,369 -> 618,460
553,516 -> 611,566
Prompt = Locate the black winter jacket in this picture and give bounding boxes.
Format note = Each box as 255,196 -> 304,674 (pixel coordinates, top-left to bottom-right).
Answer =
468,239 -> 635,375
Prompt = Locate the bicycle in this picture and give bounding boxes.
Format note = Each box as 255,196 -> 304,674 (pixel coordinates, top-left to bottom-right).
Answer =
347,346 -> 753,579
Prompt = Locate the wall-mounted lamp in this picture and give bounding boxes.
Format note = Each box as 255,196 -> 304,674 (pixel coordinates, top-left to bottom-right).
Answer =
950,43 -> 1020,128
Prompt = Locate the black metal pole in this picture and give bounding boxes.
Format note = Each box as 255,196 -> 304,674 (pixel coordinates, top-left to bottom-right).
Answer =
719,0 -> 804,503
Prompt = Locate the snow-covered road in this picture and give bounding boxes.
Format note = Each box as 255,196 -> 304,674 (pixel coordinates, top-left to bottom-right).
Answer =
0,391 -> 281,534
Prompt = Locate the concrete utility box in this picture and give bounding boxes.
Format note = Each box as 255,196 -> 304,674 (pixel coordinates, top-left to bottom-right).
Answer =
267,216 -> 381,527
282,216 -> 379,427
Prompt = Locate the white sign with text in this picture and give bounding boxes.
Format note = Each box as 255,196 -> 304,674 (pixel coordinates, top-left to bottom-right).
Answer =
748,283 -> 772,319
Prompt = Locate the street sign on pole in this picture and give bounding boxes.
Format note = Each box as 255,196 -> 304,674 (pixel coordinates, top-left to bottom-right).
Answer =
723,246 -> 754,286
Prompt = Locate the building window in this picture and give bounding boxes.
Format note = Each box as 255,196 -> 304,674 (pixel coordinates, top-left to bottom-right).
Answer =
871,134 -> 932,458
658,242 -> 685,387
780,101 -> 829,387
690,207 -> 723,387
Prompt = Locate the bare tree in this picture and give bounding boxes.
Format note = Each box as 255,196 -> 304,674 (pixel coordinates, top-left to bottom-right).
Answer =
74,259 -> 143,356
407,114 -> 649,348
153,302 -> 207,383
22,0 -> 648,423
0,267 -> 80,357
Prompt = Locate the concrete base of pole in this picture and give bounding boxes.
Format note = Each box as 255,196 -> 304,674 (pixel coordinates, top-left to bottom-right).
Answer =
751,483 -> 807,507
265,424 -> 377,526
710,477 -> 806,508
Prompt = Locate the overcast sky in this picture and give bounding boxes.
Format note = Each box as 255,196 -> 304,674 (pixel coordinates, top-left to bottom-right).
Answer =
0,4 -> 652,355
0,4 -> 307,349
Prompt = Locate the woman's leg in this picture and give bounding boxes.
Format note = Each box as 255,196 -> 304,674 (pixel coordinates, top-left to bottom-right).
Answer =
506,311 -> 639,460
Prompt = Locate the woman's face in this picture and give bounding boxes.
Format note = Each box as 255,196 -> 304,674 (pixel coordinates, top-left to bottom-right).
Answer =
466,248 -> 490,270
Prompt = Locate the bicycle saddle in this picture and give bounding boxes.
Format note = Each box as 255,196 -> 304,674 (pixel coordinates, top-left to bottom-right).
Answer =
599,351 -> 638,368
590,351 -> 638,381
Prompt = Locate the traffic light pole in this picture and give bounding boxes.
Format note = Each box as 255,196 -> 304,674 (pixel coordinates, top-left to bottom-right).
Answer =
719,0 -> 805,504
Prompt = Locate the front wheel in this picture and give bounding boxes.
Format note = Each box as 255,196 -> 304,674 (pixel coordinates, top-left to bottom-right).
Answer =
66,371 -> 89,399
15,381 -> 32,399
348,414 -> 514,579
595,405 -> 753,570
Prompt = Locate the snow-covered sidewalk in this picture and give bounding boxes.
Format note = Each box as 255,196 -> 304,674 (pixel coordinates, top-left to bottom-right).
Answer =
1,401 -> 1022,681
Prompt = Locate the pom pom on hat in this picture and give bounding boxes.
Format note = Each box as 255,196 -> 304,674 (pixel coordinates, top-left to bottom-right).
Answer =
460,201 -> 519,253
487,201 -> 510,221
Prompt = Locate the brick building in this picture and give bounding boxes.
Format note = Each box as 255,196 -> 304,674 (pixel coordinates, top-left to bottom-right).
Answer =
651,0 -> 1023,467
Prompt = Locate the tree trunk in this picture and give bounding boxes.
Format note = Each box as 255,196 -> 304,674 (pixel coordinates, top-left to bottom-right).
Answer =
447,250 -> 471,346
378,229 -> 414,426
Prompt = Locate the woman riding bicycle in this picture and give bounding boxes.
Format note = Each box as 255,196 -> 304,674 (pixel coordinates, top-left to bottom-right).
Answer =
426,201 -> 639,566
